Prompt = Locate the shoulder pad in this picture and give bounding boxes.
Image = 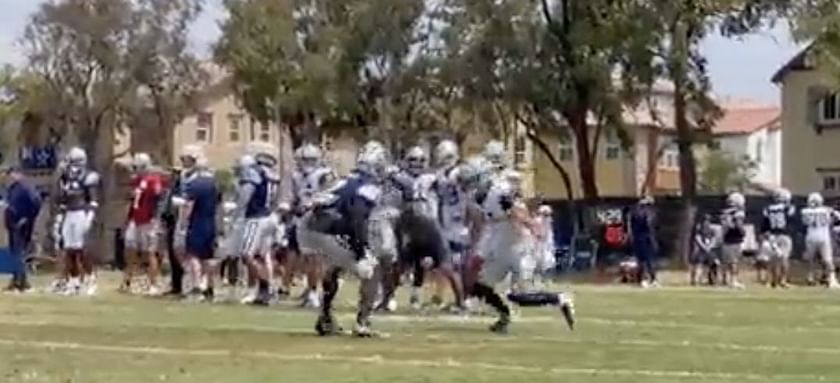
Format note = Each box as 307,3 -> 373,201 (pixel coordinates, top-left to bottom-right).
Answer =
357,184 -> 382,202
239,166 -> 262,184
84,172 -> 100,186
263,169 -> 281,183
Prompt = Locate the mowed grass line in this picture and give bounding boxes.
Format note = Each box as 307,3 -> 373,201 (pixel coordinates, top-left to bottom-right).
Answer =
0,276 -> 839,382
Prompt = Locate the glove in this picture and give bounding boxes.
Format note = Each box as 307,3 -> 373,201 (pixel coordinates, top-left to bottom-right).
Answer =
355,254 -> 377,280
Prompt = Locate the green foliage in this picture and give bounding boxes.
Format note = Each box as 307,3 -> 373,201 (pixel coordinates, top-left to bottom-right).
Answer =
214,168 -> 235,197
698,149 -> 757,195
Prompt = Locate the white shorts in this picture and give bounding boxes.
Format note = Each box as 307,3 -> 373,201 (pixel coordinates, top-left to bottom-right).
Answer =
804,236 -> 834,267
124,221 -> 159,253
231,216 -> 276,257
368,214 -> 397,264
478,221 -> 533,286
60,210 -> 93,250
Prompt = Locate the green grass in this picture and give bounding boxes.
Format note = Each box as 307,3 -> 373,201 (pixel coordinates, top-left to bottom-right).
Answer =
1,273 -> 839,382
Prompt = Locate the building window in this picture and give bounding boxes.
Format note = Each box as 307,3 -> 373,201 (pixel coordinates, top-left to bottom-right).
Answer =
514,135 -> 527,166
605,130 -> 621,160
823,175 -> 837,192
659,148 -> 679,170
821,93 -> 840,124
228,114 -> 243,142
754,138 -> 764,163
259,123 -> 271,142
557,140 -> 574,161
196,112 -> 213,142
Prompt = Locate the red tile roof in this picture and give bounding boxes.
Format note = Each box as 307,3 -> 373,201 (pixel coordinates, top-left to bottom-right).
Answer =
713,103 -> 780,136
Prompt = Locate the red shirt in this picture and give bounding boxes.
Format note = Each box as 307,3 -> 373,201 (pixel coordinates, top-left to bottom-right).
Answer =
128,172 -> 164,224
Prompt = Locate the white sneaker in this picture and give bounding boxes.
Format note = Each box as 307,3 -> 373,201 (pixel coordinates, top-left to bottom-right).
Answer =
240,288 -> 258,304
731,281 -> 745,289
306,290 -> 321,308
385,298 -> 398,312
49,280 -> 67,294
147,285 -> 163,296
650,281 -> 661,288
64,278 -> 81,296
640,280 -> 651,289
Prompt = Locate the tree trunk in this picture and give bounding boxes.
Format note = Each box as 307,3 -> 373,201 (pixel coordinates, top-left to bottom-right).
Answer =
672,19 -> 698,265
571,113 -> 599,200
278,124 -> 294,203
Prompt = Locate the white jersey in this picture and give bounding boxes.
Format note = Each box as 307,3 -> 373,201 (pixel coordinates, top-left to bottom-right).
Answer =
435,166 -> 468,243
292,166 -> 334,209
801,206 -> 840,240
481,180 -> 517,221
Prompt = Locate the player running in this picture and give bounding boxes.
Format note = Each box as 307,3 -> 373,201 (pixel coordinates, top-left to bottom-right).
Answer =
469,169 -> 575,334
801,192 -> 840,288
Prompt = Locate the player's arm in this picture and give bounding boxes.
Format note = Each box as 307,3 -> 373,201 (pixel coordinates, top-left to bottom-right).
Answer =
84,171 -> 101,214
175,181 -> 196,233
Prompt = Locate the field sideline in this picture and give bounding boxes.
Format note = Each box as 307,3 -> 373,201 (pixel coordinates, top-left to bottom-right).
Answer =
1,273 -> 839,382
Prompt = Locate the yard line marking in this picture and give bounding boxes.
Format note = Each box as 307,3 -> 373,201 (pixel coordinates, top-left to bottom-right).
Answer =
1,317 -> 839,357
0,338 -> 829,382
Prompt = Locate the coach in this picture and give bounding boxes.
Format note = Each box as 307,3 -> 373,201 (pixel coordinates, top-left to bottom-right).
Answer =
3,166 -> 42,292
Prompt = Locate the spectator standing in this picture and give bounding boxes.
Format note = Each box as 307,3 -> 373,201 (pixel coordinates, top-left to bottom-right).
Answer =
2,166 -> 43,292
630,196 -> 658,288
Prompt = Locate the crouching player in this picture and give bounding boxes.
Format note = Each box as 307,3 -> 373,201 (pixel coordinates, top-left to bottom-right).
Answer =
469,170 -> 574,334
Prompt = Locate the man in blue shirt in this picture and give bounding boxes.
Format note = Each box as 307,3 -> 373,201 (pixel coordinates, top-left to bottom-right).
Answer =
178,163 -> 218,301
630,196 -> 658,288
3,166 -> 42,292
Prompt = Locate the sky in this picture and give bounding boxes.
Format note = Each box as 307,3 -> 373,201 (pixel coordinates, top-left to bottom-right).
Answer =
0,0 -> 804,104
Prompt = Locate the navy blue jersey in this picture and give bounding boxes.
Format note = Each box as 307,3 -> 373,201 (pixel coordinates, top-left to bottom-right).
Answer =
762,203 -> 795,235
240,165 -> 276,219
185,172 -> 218,234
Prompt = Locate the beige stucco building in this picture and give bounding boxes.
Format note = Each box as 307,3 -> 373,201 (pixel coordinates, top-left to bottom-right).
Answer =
773,47 -> 840,197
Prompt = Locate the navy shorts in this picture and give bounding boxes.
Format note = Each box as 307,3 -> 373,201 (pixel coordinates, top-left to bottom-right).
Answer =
187,227 -> 215,260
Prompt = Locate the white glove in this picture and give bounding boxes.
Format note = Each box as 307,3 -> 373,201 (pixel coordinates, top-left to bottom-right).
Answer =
355,254 -> 378,280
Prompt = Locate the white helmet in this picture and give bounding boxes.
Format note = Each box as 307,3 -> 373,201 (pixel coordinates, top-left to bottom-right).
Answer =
66,146 -> 87,167
434,139 -> 459,169
180,144 -> 205,168
457,155 -> 490,189
727,192 -> 745,208
537,204 -> 553,216
238,153 -> 256,169
247,141 -> 278,168
357,143 -> 388,176
774,188 -> 792,204
295,144 -> 322,172
359,140 -> 386,157
132,152 -> 152,172
502,169 -> 523,193
403,146 -> 428,174
808,192 -> 824,207
483,140 -> 506,170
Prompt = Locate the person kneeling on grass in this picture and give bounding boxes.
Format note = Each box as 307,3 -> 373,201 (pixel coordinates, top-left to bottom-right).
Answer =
468,170 -> 574,334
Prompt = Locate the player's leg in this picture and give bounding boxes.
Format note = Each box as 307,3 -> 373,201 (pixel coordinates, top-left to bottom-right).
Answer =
820,239 -> 839,288
143,224 -> 162,294
121,222 -> 140,292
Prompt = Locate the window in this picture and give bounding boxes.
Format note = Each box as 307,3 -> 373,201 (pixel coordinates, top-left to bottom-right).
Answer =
228,114 -> 243,142
820,93 -> 840,123
754,138 -> 764,163
196,112 -> 213,142
659,148 -> 679,170
514,135 -> 527,166
605,130 -> 621,160
557,139 -> 574,161
823,175 -> 837,192
259,122 -> 271,142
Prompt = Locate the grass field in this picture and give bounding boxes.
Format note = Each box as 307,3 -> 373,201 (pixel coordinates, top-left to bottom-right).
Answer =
1,273 -> 839,383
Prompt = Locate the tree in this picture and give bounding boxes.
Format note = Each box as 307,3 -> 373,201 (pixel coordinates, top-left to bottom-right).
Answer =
22,0 -> 206,259
435,0 -> 664,200
699,149 -> 757,194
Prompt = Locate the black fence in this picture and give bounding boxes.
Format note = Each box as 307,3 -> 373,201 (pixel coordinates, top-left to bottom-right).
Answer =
544,194 -> 828,266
